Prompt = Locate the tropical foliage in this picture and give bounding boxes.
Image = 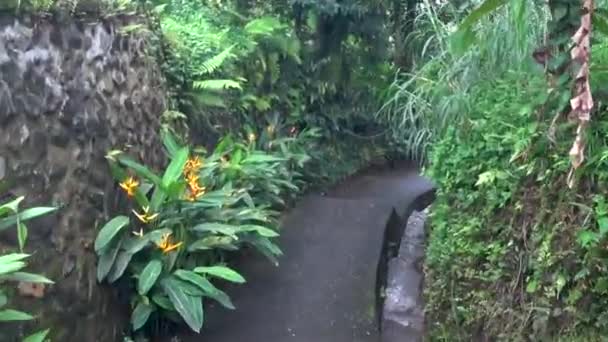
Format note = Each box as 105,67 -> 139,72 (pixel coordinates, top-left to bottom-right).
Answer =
0,196 -> 56,342
393,0 -> 608,340
94,129 -> 315,334
47,0 -> 608,340
89,0 -> 404,338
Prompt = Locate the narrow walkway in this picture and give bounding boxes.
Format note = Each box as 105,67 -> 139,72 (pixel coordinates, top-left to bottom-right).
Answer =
180,162 -> 435,342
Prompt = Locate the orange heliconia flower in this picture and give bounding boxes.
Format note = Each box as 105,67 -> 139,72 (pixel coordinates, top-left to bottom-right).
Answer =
183,156 -> 203,176
156,232 -> 183,254
183,155 -> 207,202
119,177 -> 139,197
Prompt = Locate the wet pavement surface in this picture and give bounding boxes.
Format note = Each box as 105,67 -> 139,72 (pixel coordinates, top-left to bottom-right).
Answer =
178,162 -> 435,342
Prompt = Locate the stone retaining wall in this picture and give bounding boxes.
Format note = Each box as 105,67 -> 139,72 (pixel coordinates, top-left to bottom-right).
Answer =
0,13 -> 166,341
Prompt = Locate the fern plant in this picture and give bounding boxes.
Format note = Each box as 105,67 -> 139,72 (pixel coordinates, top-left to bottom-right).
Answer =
190,46 -> 243,109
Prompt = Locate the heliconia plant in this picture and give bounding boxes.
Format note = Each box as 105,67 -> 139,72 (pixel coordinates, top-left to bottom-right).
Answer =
0,195 -> 56,342
94,130 -> 285,334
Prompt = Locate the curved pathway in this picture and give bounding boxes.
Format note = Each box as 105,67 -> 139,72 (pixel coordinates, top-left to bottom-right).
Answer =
179,161 -> 435,342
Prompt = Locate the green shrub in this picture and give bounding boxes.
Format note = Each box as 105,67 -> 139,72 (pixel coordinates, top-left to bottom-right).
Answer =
424,38 -> 608,339
94,130 -> 312,334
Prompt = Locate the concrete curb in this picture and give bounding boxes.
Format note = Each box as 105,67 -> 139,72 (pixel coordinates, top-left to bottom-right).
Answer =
381,208 -> 430,342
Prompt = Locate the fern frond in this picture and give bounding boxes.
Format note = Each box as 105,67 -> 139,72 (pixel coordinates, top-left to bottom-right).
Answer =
193,79 -> 242,91
196,45 -> 236,76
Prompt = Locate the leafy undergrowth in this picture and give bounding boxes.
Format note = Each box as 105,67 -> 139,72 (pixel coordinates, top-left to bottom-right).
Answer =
424,64 -> 608,340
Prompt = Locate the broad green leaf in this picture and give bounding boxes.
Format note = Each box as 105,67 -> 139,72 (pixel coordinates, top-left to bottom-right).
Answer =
188,236 -> 238,252
458,0 -> 508,31
123,236 -> 150,255
139,182 -> 154,196
162,147 -> 189,189
1,272 -> 53,284
0,253 -> 29,264
133,189 -> 152,209
117,157 -> 163,185
108,160 -> 139,191
17,223 -> 27,251
231,149 -> 243,165
233,208 -> 272,222
165,181 -> 187,200
242,225 -> 279,238
16,207 -> 57,223
243,192 -> 255,208
242,154 -> 285,164
162,129 -> 182,160
187,189 -> 234,208
150,189 -> 167,213
161,278 -> 204,332
450,26 -> 476,56
194,266 -> 245,284
0,309 -> 33,321
138,260 -> 163,295
0,207 -> 57,232
450,0 -> 509,54
191,223 -> 238,238
23,329 -> 50,342
175,270 -> 235,310
205,286 -> 235,310
0,260 -> 26,275
107,251 -> 133,283
0,196 -> 23,216
164,250 -> 179,275
131,302 -> 154,331
172,278 -> 206,297
174,270 -> 211,291
152,293 -> 175,311
94,216 -> 129,252
0,253 -> 30,267
97,238 -> 123,282
241,236 -> 282,266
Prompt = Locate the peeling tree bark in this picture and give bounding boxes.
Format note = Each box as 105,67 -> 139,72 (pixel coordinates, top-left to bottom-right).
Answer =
568,0 -> 594,188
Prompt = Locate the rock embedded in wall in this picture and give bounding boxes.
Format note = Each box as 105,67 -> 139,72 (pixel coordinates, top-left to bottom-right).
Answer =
0,13 -> 167,341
